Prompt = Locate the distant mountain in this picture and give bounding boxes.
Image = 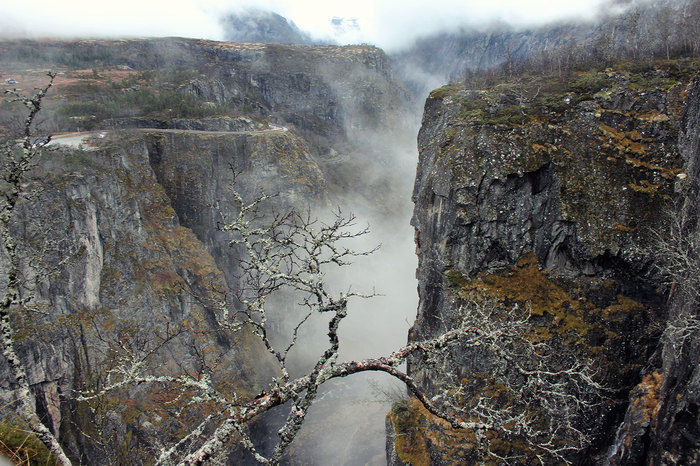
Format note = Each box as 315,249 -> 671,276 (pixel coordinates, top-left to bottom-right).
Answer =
392,0 -> 700,99
391,22 -> 592,99
215,1 -> 700,104
220,9 -> 315,45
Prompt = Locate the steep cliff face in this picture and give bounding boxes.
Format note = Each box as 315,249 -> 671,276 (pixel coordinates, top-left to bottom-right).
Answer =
0,132 -> 287,462
607,77 -> 700,465
396,61 -> 700,464
0,125 -> 331,461
1,37 -> 416,463
143,128 -> 326,293
649,77 -> 700,465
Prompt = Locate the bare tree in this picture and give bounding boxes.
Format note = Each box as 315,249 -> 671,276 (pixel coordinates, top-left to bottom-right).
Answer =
680,0 -> 700,57
651,192 -> 700,359
80,182 -> 603,465
654,7 -> 674,60
0,77 -> 603,466
1,73 -> 72,465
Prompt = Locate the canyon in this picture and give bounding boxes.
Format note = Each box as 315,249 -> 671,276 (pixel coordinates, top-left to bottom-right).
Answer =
1,6 -> 700,463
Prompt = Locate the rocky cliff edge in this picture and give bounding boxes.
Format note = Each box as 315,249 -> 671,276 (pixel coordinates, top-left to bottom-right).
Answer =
391,60 -> 700,464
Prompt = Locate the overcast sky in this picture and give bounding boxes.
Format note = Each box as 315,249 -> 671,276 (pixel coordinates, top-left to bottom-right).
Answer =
2,0 -> 608,51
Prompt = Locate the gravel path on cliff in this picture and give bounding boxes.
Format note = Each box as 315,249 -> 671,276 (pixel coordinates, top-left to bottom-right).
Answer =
48,125 -> 289,149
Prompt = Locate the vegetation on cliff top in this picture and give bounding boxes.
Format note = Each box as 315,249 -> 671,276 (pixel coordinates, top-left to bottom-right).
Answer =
431,58 -> 700,127
57,67 -> 237,128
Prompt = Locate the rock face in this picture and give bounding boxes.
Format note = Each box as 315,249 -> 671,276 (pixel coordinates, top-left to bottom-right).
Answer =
143,129 -> 326,289
608,77 -> 700,466
0,125 -> 330,462
0,37 -> 415,463
393,62 -> 700,464
0,131 -> 284,462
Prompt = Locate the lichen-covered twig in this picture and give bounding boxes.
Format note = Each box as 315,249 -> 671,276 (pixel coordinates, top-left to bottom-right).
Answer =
84,183 -> 602,465
0,73 -> 72,465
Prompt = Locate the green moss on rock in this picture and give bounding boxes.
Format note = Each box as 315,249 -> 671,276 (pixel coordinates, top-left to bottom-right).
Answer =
0,421 -> 58,465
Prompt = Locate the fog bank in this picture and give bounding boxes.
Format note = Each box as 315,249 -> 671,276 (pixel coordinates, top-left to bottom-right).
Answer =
3,0 -> 608,51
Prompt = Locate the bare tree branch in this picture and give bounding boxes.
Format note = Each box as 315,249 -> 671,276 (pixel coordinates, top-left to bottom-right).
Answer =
81,184 -> 602,465
0,72 -> 72,465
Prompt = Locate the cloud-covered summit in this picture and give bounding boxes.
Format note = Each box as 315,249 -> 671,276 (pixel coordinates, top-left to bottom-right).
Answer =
221,9 -> 314,45
3,0 -> 608,51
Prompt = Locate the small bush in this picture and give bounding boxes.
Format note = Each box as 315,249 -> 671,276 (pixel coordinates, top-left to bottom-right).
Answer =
570,72 -> 613,93
65,150 -> 98,170
430,84 -> 461,100
534,93 -> 570,114
156,66 -> 199,85
458,98 -> 489,120
60,101 -> 120,121
630,75 -> 678,90
445,269 -> 470,288
391,400 -> 416,434
486,104 -> 523,125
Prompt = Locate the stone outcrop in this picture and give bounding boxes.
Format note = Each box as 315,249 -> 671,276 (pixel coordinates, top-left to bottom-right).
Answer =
143,128 -> 326,289
394,62 -> 700,463
607,76 -> 700,466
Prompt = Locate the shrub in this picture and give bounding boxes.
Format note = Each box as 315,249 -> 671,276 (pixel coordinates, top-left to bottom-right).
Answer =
65,150 -> 99,169
430,84 -> 462,100
391,400 -> 416,434
570,71 -> 613,93
458,98 -> 489,120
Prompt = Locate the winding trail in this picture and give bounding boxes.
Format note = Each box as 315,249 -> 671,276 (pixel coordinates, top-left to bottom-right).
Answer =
48,124 -> 289,149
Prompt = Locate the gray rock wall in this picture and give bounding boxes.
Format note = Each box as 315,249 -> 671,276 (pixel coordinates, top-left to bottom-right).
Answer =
402,66 -> 699,463
607,77 -> 700,465
0,130 -> 296,462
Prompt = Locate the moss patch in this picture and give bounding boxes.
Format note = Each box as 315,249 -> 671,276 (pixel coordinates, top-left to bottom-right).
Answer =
429,84 -> 462,100
390,398 -> 482,465
0,421 -> 58,465
389,399 -> 431,465
449,252 -> 650,354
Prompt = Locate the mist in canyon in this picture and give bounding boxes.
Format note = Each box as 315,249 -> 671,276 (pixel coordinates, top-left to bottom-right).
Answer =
249,78 -> 423,465
3,1 -> 699,464
0,32 -> 426,463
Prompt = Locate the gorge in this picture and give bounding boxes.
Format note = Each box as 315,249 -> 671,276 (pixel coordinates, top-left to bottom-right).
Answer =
2,1 -> 700,464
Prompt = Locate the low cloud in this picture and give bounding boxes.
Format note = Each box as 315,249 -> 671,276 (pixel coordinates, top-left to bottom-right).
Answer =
4,0 -> 607,50
0,0 -> 228,40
